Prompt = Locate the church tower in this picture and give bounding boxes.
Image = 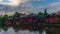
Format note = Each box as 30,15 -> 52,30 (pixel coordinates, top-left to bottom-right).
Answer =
44,9 -> 48,17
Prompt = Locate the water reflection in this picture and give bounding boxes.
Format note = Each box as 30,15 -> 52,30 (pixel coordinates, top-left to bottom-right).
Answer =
0,25 -> 60,34
0,27 -> 46,34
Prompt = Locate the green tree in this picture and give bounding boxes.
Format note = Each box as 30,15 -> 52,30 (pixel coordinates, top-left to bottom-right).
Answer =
0,15 -> 8,28
0,15 -> 3,26
14,12 -> 20,17
2,14 -> 8,21
38,12 -> 44,17
2,14 -> 8,25
0,15 -> 2,20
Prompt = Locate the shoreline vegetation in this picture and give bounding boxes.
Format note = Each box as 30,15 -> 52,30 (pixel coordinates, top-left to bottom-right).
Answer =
0,9 -> 60,34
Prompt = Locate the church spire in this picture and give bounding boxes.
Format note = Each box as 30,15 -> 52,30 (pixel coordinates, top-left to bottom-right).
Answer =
44,9 -> 48,17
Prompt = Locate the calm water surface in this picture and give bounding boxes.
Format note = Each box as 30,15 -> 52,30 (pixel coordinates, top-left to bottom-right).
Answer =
0,27 -> 46,34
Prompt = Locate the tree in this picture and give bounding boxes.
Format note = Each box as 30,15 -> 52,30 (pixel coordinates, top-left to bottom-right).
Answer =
2,14 -> 8,21
38,12 -> 44,17
0,14 -> 8,28
0,15 -> 3,27
0,15 -> 2,20
2,14 -> 8,25
14,12 -> 20,17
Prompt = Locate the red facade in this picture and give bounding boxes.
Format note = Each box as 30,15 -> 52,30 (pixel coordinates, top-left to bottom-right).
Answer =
45,16 -> 60,24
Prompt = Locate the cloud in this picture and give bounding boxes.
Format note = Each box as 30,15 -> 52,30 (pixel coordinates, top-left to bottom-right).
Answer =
0,0 -> 46,15
0,0 -> 30,6
30,0 -> 46,1
48,2 -> 60,8
0,0 -> 60,15
36,2 -> 60,10
48,2 -> 60,13
0,0 -> 3,2
23,1 -> 60,13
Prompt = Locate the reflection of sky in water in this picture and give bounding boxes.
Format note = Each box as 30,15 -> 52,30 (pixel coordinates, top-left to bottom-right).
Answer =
0,28 -> 46,34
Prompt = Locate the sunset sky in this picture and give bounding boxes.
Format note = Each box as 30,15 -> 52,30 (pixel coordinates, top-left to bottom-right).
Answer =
0,0 -> 60,15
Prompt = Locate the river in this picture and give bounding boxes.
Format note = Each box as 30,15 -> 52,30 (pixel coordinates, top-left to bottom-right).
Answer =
0,27 -> 46,34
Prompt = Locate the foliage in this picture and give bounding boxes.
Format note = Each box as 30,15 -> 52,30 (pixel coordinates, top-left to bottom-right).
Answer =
14,12 -> 20,17
38,12 -> 44,17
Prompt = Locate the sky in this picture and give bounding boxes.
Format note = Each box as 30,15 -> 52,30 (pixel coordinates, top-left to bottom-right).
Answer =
0,0 -> 60,15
